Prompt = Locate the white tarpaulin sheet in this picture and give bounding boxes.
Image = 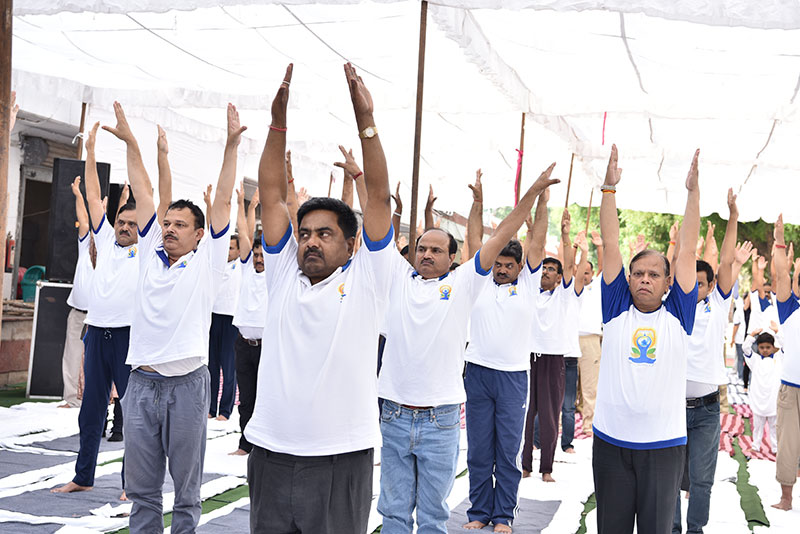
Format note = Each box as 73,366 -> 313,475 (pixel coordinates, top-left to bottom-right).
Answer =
10,1 -> 800,222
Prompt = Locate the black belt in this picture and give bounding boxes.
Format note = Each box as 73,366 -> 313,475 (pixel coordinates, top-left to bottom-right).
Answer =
686,390 -> 719,408
239,334 -> 261,346
71,307 -> 88,314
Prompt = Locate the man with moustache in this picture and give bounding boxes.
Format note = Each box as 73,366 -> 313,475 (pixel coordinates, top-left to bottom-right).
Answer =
52,123 -> 138,495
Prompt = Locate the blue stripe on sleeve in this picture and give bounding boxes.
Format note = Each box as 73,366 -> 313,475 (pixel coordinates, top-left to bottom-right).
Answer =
264,224 -> 292,255
777,296 -> 800,325
474,250 -> 491,276
664,281 -> 699,335
363,225 -> 394,252
601,269 -> 632,324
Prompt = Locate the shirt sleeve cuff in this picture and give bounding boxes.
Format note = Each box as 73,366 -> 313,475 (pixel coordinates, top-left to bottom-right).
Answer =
474,250 -> 491,276
138,212 -> 157,237
91,213 -> 106,235
264,224 -> 293,254
363,225 -> 394,252
210,222 -> 230,239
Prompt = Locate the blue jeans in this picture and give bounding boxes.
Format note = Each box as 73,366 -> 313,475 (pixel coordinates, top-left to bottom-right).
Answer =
378,400 -> 461,534
673,397 -> 720,534
735,344 -> 744,380
561,357 -> 578,451
208,313 -> 238,418
464,363 -> 527,527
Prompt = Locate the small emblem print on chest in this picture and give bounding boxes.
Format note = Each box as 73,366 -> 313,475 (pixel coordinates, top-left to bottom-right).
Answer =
176,260 -> 187,269
439,285 -> 452,301
630,327 -> 657,365
338,283 -> 347,302
127,246 -> 137,259
508,286 -> 518,297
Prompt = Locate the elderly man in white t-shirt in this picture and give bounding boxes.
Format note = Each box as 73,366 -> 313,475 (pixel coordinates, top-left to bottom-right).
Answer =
244,64 -> 396,534
674,189 -> 750,534
378,165 -> 559,534
594,145 -> 700,534
103,101 -> 242,532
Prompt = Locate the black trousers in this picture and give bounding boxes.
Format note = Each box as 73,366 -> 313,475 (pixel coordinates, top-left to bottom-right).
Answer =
234,335 -> 261,453
593,436 -> 685,534
522,353 -> 565,474
248,446 -> 373,534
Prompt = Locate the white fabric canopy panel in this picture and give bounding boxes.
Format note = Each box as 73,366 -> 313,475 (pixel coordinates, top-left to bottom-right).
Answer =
10,1 -> 800,222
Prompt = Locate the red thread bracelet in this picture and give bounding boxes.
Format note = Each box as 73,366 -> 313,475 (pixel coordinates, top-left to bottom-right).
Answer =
776,244 -> 787,249
353,171 -> 363,180
269,125 -> 287,132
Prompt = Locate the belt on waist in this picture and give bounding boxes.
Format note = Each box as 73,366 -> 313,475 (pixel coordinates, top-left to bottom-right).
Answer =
238,334 -> 261,346
71,307 -> 88,314
686,390 -> 719,408
400,404 -> 434,411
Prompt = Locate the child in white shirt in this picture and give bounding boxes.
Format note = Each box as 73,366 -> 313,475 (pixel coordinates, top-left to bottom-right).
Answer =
743,330 -> 782,453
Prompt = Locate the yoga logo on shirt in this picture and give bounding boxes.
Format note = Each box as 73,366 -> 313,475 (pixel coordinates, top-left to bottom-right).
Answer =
338,282 -> 347,302
508,285 -> 518,297
439,285 -> 452,301
630,327 -> 657,365
703,300 -> 711,313
127,246 -> 137,259
176,260 -> 187,269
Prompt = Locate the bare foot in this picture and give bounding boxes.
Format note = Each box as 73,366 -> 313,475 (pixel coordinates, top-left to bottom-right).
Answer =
684,490 -> 690,499
119,490 -> 128,501
463,520 -> 487,530
584,429 -> 593,437
494,524 -> 512,533
208,414 -> 214,419
58,403 -> 73,408
542,473 -> 556,483
564,447 -> 576,454
216,415 -> 228,421
228,449 -> 248,456
51,481 -> 91,493
522,470 -> 531,479
771,499 -> 792,511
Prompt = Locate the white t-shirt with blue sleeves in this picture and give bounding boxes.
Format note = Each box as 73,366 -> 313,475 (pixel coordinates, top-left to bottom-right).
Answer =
686,283 -> 733,387
594,269 -> 698,449
528,262 -> 583,356
245,224 -> 395,456
379,250 -> 492,406
777,296 -> 800,388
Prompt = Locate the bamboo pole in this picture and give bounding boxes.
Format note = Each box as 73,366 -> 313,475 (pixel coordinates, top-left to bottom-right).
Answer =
514,112 -> 525,206
407,0 -> 428,253
564,153 -> 575,208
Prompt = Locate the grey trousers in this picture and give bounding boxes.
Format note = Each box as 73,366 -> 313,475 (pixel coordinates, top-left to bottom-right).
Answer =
122,366 -> 210,534
61,308 -> 86,407
248,446 -> 373,534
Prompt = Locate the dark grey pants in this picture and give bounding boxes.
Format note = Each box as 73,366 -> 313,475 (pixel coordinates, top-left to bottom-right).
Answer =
248,446 -> 373,534
122,366 -> 210,534
593,436 -> 685,534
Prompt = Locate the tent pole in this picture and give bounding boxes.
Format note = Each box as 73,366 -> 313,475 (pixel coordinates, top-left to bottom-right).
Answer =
407,0 -> 428,253
564,153 -> 574,208
0,0 -> 12,324
76,102 -> 87,159
514,112 -> 525,206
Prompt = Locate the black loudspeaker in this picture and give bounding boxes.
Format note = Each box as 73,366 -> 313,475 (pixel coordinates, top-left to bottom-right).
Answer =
27,282 -> 72,398
46,158 -> 110,282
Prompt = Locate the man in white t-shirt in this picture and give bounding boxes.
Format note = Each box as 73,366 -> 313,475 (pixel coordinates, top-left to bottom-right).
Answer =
521,201 -> 588,482
208,231 -> 241,421
103,101 -> 242,532
674,189 -> 749,534
460,174 -> 561,531
378,164 -> 559,534
577,235 -> 603,435
594,145 -> 700,534
731,296 -> 746,382
52,123 -> 138,495
244,64 -> 396,533
230,184 -> 265,456
59,177 -> 94,409
771,216 -> 800,512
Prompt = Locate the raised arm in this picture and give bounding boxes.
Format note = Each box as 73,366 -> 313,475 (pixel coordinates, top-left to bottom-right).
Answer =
702,221 -> 719,272
259,65 -> 293,246
209,104 -> 246,232
560,209 -> 575,285
716,188 -> 739,295
9,91 -> 18,133
574,230 -> 590,293
774,214 -> 791,303
591,230 -> 604,274
600,145 -> 623,283
334,145 -> 368,213
83,122 -> 106,229
247,188 -> 260,243
235,182 -> 251,260
425,185 -> 437,230
156,125 -> 172,225
675,150 -> 701,293
344,63 -> 391,241
285,150 -> 299,236
666,220 -> 679,264
391,182 -> 402,244
341,170 -> 354,208
103,103 -> 156,228
526,187 -> 550,270
731,241 -> 754,296
202,185 -> 212,229
71,177 -> 90,238
753,255 -> 767,299
480,163 -> 559,272
793,257 -> 800,298
467,169 -> 484,256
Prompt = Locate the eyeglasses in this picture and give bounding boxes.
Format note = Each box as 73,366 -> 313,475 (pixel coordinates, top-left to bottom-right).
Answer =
542,266 -> 559,273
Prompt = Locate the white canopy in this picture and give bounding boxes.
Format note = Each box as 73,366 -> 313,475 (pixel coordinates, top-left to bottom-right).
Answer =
11,1 -> 800,223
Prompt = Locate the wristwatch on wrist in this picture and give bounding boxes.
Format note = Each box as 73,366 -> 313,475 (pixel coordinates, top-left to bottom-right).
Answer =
359,126 -> 378,139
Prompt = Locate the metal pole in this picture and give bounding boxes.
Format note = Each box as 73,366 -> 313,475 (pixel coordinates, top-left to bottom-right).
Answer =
0,0 -> 13,325
514,112 -> 525,206
407,0 -> 428,253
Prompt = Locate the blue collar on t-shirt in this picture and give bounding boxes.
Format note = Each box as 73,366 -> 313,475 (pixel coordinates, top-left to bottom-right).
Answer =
411,270 -> 450,281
